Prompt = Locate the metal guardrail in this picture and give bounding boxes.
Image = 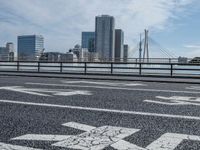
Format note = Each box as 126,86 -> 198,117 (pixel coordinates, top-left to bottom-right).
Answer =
0,61 -> 200,77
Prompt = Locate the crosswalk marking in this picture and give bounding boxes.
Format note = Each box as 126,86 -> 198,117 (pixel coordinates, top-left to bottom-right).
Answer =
0,142 -> 42,150
62,122 -> 96,132
11,134 -> 71,142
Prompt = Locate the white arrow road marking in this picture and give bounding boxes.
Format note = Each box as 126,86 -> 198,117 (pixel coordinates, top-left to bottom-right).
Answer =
11,134 -> 71,142
62,122 -> 96,132
0,86 -> 92,97
52,126 -> 139,150
26,82 -> 200,94
145,96 -> 200,106
0,142 -> 42,150
1,100 -> 200,120
61,80 -> 147,87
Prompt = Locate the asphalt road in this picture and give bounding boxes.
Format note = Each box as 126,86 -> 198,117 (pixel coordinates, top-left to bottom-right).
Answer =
0,76 -> 200,149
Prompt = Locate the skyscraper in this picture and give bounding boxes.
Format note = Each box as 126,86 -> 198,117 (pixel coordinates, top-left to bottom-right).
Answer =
95,15 -> 115,61
124,44 -> 129,62
81,32 -> 95,53
18,35 -> 44,61
115,29 -> 124,62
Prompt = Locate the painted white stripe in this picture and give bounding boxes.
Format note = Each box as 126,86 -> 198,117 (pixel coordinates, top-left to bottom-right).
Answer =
11,134 -> 71,142
111,140 -> 146,150
0,142 -> 42,150
0,86 -> 50,97
62,122 -> 96,132
144,100 -> 194,106
144,96 -> 200,106
62,80 -> 146,87
0,99 -> 200,120
26,82 -> 200,94
186,86 -> 200,90
146,133 -> 200,150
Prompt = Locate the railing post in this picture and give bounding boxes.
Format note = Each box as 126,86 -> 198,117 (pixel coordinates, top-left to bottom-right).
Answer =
111,62 -> 113,74
60,62 -> 63,73
17,61 -> 20,71
139,63 -> 142,75
84,62 -> 87,74
170,64 -> 173,77
38,62 -> 40,72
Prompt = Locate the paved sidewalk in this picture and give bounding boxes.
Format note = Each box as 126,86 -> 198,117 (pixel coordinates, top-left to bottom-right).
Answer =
0,71 -> 200,84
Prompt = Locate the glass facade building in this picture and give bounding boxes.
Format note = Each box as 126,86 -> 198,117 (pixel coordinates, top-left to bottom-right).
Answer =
81,32 -> 95,53
18,35 -> 44,61
95,15 -> 115,61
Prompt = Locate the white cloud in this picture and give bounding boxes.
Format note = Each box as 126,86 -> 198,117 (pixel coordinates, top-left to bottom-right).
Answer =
184,45 -> 200,49
0,0 -> 195,55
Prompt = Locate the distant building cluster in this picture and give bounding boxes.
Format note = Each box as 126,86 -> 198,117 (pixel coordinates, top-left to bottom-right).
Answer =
0,15 -> 129,62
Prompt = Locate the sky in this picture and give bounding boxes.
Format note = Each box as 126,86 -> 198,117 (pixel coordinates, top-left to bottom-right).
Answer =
0,0 -> 200,58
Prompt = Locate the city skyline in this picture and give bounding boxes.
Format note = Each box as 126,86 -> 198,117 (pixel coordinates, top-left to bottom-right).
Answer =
0,0 -> 200,58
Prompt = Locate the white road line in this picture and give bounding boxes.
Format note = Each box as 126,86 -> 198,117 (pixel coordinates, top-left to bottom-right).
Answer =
146,133 -> 200,150
62,80 -> 146,87
0,86 -> 50,97
144,96 -> 200,106
11,134 -> 71,142
0,86 -> 92,97
111,140 -> 146,150
0,142 -> 42,150
186,86 -> 200,90
0,99 -> 200,120
26,82 -> 200,94
62,122 -> 96,132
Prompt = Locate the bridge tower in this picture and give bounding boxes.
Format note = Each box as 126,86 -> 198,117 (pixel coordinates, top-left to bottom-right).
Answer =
143,29 -> 149,62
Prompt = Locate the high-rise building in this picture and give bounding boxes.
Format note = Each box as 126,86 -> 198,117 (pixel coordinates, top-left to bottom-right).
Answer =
95,15 -> 115,61
115,29 -> 124,62
82,32 -> 95,53
123,44 -> 129,62
18,35 -> 44,61
0,42 -> 15,61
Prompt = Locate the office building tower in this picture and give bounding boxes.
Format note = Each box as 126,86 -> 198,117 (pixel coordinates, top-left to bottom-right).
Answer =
124,44 -> 129,62
82,32 -> 95,53
95,15 -> 115,61
115,29 -> 124,62
0,42 -> 15,61
18,35 -> 44,61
